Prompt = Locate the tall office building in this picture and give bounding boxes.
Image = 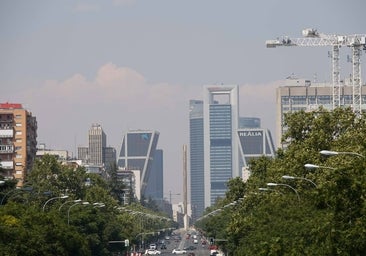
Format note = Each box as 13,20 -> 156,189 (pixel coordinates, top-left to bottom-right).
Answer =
78,124 -> 116,170
276,78 -> 366,148
0,103 -> 37,187
145,149 -> 164,205
203,85 -> 239,208
189,100 -> 205,221
117,130 -> 160,196
88,124 -> 106,165
237,128 -> 275,169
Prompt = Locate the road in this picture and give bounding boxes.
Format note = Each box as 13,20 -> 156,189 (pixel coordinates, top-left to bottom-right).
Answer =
160,229 -> 211,256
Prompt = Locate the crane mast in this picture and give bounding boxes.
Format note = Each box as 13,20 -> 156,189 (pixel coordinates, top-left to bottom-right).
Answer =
266,29 -> 366,112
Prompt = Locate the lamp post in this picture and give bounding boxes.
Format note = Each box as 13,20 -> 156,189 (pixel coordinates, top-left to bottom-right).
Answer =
67,201 -> 89,225
282,175 -> 317,188
320,150 -> 365,158
1,186 -> 33,205
42,195 -> 69,211
267,182 -> 300,202
304,163 -> 336,170
59,199 -> 82,211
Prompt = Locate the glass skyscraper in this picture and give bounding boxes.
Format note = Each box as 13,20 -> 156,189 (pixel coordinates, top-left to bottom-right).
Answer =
189,100 -> 204,221
117,130 -> 160,196
203,85 -> 239,208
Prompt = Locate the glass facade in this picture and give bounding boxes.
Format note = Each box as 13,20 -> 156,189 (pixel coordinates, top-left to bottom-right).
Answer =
237,129 -> 275,168
189,100 -> 205,221
117,130 -> 160,196
209,104 -> 232,203
203,85 -> 239,208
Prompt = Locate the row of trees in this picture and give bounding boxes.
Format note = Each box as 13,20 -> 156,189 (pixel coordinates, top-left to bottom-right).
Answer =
196,107 -> 366,255
0,155 -> 175,255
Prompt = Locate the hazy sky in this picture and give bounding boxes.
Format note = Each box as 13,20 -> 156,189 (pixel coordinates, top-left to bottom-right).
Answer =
1,0 -> 365,200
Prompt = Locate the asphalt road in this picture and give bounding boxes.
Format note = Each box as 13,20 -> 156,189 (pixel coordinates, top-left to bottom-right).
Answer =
160,229 -> 211,256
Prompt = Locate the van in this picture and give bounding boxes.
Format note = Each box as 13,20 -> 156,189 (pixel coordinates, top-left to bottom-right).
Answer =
149,244 -> 157,250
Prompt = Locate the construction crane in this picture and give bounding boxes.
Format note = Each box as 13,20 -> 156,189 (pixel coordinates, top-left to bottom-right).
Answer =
266,28 -> 366,112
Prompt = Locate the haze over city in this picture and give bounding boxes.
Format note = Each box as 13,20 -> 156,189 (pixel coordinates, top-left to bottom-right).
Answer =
1,0 -> 365,200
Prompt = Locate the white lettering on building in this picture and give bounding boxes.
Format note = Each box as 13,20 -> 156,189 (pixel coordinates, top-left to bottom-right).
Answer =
239,131 -> 262,137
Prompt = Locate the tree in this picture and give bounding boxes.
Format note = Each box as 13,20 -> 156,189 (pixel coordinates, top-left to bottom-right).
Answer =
199,107 -> 366,255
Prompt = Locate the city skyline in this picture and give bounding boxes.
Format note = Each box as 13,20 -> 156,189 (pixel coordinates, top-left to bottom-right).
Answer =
1,0 -> 365,199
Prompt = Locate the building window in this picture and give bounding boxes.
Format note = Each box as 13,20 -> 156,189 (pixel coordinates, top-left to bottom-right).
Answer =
16,131 -> 22,135
16,123 -> 22,127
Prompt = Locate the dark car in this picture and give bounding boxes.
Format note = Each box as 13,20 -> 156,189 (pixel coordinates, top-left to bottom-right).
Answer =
160,244 -> 167,250
188,253 -> 195,256
183,245 -> 196,251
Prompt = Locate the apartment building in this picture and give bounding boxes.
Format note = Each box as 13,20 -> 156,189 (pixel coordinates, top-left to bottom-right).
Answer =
0,103 -> 37,186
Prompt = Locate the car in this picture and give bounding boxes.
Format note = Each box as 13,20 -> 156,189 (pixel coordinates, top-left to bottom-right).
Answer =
160,244 -> 167,250
183,245 -> 196,251
172,248 -> 187,254
145,249 -> 161,255
149,244 -> 157,250
188,253 -> 195,256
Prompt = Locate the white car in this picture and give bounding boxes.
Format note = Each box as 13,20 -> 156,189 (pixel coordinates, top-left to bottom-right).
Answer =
145,249 -> 161,255
172,248 -> 187,254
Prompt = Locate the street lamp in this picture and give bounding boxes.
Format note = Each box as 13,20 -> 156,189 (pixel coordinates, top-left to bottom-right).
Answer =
282,175 -> 317,188
267,182 -> 300,202
59,199 -> 82,211
67,201 -> 89,225
304,164 -> 336,170
320,150 -> 365,158
42,195 -> 69,211
1,186 -> 33,205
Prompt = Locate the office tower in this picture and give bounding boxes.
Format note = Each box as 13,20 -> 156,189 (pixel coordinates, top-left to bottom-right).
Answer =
189,100 -> 205,221
117,130 -> 160,196
237,117 -> 275,176
88,124 -> 106,165
78,124 -> 116,170
239,117 -> 261,128
276,78 -> 366,148
104,147 -> 117,170
203,85 -> 239,208
144,149 -> 164,204
237,128 -> 275,169
0,103 -> 37,186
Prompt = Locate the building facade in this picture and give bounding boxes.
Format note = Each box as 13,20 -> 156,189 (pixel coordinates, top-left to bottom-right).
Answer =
189,100 -> 205,221
203,85 -> 239,208
276,78 -> 366,148
144,149 -> 164,204
237,128 -> 275,174
117,130 -> 160,197
0,103 -> 37,186
78,124 -> 116,171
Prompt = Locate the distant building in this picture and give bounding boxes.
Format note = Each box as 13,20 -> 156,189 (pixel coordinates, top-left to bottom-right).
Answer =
237,128 -> 275,168
239,117 -> 261,128
203,85 -> 239,208
36,143 -> 69,160
78,123 -> 116,171
117,130 -> 160,197
189,100 -> 205,221
276,78 -> 366,148
189,89 -> 275,221
144,149 -> 164,206
0,103 -> 37,187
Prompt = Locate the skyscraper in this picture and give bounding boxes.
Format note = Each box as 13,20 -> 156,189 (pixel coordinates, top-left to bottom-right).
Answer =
203,85 -> 239,207
88,124 -> 106,165
144,149 -> 164,203
78,124 -> 116,170
189,100 -> 205,220
117,130 -> 160,196
0,103 -> 37,187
